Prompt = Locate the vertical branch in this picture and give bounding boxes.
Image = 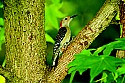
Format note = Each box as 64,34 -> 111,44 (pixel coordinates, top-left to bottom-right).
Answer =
119,0 -> 125,38
4,0 -> 46,82
116,0 -> 125,58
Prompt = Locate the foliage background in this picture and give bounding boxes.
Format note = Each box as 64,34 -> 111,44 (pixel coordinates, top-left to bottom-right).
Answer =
0,0 -> 5,66
0,0 -> 122,83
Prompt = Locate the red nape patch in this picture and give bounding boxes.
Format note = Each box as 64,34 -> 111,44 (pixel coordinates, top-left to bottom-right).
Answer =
60,21 -> 62,28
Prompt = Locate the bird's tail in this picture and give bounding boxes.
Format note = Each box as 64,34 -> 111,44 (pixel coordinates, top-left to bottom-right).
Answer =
52,48 -> 62,66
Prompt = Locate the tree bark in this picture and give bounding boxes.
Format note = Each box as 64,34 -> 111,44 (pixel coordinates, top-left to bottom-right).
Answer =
4,0 -> 46,82
47,0 -> 119,82
116,0 -> 125,58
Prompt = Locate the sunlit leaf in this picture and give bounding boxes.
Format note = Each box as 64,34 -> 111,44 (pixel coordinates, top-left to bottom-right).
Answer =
45,2 -> 65,30
45,33 -> 55,44
100,72 -> 108,83
2,59 -> 6,67
113,41 -> 125,50
0,27 -> 5,50
80,49 -> 95,56
45,6 -> 59,30
93,45 -> 106,56
0,75 -> 5,83
45,1 -> 66,31
77,68 -> 87,75
52,3 -> 65,18
69,71 -> 76,83
0,2 -> 3,8
0,18 -> 4,26
115,38 -> 125,41
90,56 -> 118,82
103,45 -> 113,55
114,64 -> 125,80
115,11 -> 120,20
117,65 -> 125,75
68,53 -> 125,83
51,0 -> 60,4
68,66 -> 76,74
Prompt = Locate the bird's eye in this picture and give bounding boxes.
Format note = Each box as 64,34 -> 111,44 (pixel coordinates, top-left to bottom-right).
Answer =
65,18 -> 67,20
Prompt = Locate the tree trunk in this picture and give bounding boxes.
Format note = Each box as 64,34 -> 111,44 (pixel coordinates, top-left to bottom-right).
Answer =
4,0 -> 46,82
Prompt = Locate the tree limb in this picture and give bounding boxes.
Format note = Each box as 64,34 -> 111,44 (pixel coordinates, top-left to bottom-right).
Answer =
47,0 -> 119,82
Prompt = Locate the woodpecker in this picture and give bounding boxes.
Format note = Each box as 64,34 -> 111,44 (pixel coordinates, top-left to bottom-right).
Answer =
52,15 -> 77,66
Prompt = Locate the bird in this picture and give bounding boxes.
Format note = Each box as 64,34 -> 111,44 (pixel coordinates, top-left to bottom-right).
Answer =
52,15 -> 77,66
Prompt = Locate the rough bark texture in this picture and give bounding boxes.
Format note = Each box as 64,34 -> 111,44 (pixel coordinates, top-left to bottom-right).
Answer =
116,0 -> 125,58
119,0 -> 125,38
47,0 -> 118,82
4,0 -> 46,82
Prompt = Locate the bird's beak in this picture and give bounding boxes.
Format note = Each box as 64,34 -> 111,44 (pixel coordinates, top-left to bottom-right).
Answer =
70,15 -> 77,18
67,15 -> 77,27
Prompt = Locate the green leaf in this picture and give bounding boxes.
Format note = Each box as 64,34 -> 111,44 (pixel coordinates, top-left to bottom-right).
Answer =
103,44 -> 113,55
114,64 -> 125,80
68,53 -> 125,82
115,11 -> 120,20
112,41 -> 125,50
90,62 -> 104,82
90,56 -> 116,82
106,73 -> 114,83
45,23 -> 52,31
0,75 -> 5,83
0,27 -> 5,50
45,33 -> 55,44
68,38 -> 125,82
53,3 -> 65,18
115,38 -> 125,41
69,71 -> 76,83
2,59 -> 6,67
91,56 -> 125,82
92,38 -> 125,57
117,75 -> 125,83
117,65 -> 125,75
68,55 -> 100,69
77,68 -> 87,75
45,3 -> 65,30
120,25 -> 123,36
45,5 -> 59,29
74,49 -> 95,60
0,2 -> 3,8
0,18 -> 4,26
80,49 -> 95,56
93,45 -> 106,56
51,0 -> 60,4
68,66 -> 76,74
101,72 -> 108,83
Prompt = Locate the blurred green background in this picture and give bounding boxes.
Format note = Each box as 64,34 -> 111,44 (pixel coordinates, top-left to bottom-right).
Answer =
0,0 -> 5,67
0,0 -> 5,82
0,0 -> 120,82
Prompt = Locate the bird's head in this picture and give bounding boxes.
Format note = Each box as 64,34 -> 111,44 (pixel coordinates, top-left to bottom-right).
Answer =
60,15 -> 77,28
